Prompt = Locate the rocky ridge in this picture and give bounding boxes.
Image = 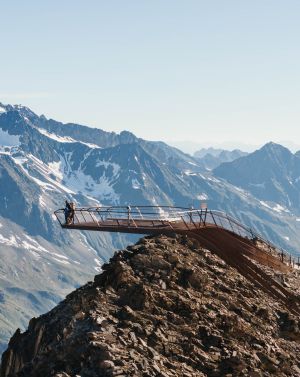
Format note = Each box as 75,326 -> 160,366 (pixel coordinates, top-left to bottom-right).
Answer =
2,234 -> 300,377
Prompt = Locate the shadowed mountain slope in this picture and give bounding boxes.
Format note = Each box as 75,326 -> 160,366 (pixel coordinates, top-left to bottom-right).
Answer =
214,143 -> 300,213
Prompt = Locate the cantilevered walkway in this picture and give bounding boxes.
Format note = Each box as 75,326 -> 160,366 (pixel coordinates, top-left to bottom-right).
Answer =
55,206 -> 300,315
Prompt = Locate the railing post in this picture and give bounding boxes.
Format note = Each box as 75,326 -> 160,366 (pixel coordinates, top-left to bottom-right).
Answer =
88,211 -> 96,224
189,215 -> 198,229
211,211 -> 218,227
74,212 -> 80,224
81,210 -> 88,223
127,206 -> 131,226
227,215 -> 234,233
203,208 -> 207,226
198,210 -> 202,226
181,216 -> 190,230
97,210 -> 104,222
218,216 -> 224,229
189,208 -> 192,224
55,211 -> 63,226
167,221 -> 174,230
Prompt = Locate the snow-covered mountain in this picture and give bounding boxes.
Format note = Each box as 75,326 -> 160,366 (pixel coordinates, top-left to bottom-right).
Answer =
0,103 -> 300,354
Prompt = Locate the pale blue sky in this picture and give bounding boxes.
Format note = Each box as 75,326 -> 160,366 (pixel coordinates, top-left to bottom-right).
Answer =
0,1 -> 300,149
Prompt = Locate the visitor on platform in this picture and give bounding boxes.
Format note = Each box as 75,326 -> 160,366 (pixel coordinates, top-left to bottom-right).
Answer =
64,200 -> 72,225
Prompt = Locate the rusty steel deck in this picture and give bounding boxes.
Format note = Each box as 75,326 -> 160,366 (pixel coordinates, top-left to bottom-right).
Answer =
54,206 -> 294,270
54,205 -> 300,315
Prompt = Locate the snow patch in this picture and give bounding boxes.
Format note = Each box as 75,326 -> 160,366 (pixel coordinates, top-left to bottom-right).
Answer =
184,170 -> 197,176
52,252 -> 69,260
36,128 -> 75,143
94,258 -> 102,266
0,234 -> 47,255
52,257 -> 70,265
259,201 -> 290,213
273,204 -> 290,213
64,169 -> 119,202
36,128 -> 101,149
234,187 -> 247,194
39,195 -> 47,208
14,154 -> 75,194
48,161 -> 63,180
0,129 -> 20,147
23,235 -> 49,253
0,234 -> 19,247
259,201 -> 272,209
95,160 -> 120,176
205,176 -> 221,183
197,193 -> 208,200
132,178 -> 141,189
60,153 -> 119,202
12,156 -> 28,165
81,142 -> 101,149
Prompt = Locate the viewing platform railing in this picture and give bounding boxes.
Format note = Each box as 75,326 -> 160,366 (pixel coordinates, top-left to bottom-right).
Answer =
54,205 -> 297,268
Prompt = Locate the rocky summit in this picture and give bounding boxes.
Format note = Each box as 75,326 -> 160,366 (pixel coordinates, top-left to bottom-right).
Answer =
2,235 -> 300,377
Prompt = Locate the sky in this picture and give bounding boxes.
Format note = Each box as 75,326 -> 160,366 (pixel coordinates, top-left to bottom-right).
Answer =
0,1 -> 300,151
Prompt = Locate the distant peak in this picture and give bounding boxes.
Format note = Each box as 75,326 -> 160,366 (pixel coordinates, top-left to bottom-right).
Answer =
260,142 -> 291,154
119,130 -> 137,143
0,103 -> 7,114
264,141 -> 279,147
0,103 -> 37,118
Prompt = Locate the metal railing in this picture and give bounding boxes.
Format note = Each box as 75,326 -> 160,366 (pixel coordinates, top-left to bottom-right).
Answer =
54,205 -> 296,267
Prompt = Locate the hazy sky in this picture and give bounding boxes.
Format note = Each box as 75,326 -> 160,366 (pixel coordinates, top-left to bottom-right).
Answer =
1,1 -> 300,148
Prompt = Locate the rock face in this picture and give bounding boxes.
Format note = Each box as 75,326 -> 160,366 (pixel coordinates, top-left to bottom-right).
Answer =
2,234 -> 300,377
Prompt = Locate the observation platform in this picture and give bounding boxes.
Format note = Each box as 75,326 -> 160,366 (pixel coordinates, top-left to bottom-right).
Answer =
54,206 -> 294,270
54,205 -> 300,315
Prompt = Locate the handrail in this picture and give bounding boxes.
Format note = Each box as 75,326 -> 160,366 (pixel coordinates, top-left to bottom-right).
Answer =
54,205 -> 296,268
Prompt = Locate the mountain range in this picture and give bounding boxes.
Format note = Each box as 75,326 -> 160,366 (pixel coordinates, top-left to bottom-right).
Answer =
194,147 -> 248,170
1,102 -> 300,355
